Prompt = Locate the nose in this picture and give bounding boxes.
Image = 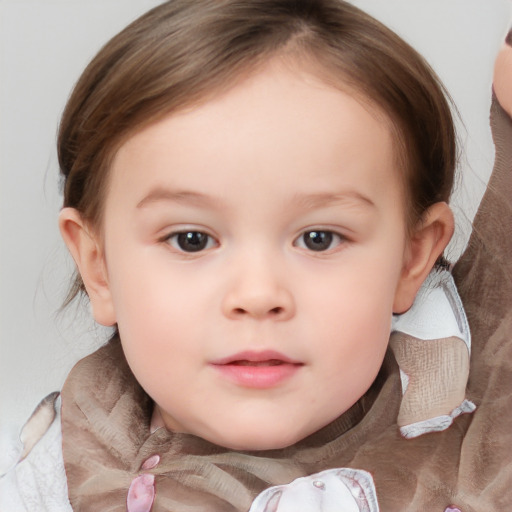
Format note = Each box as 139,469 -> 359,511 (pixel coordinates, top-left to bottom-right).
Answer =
221,257 -> 295,321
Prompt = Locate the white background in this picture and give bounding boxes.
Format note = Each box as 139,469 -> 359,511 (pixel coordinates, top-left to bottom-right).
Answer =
1,0 -> 511,452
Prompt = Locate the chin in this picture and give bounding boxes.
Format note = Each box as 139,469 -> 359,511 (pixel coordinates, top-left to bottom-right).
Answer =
209,427 -> 306,452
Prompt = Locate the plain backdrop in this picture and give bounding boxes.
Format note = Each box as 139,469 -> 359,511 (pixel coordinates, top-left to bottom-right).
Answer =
1,0 -> 511,454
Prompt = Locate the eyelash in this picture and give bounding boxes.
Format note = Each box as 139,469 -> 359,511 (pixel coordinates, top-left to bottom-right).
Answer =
162,229 -> 346,254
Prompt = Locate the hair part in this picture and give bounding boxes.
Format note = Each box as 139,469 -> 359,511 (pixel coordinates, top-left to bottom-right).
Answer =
58,0 -> 457,304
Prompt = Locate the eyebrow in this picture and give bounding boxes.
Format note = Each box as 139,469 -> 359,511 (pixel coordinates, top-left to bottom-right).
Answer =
291,191 -> 376,210
136,187 -> 375,211
136,188 -> 219,209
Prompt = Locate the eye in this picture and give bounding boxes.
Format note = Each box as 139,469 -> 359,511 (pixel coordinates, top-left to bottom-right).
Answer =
294,230 -> 344,252
165,231 -> 217,253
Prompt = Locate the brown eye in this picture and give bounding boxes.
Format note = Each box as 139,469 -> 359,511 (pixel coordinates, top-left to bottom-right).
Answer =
303,231 -> 332,251
167,231 -> 215,252
295,230 -> 343,252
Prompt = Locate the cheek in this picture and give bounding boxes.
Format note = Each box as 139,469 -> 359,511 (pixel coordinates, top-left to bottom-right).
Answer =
320,294 -> 391,407
300,255 -> 400,372
104,246 -> 218,366
105,238 -> 186,320
303,256 -> 401,325
110,267 -> 202,403
494,44 -> 512,116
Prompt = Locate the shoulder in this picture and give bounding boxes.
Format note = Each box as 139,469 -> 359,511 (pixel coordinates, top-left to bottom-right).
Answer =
0,393 -> 72,512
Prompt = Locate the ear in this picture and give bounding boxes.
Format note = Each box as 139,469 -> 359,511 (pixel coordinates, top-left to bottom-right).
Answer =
393,202 -> 454,314
58,208 -> 116,326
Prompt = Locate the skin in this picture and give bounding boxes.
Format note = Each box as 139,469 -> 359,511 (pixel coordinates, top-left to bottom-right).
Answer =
494,38 -> 512,117
60,60 -> 453,451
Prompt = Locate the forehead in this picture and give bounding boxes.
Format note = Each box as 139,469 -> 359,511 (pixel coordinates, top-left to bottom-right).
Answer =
107,61 -> 402,213
112,56 -> 396,161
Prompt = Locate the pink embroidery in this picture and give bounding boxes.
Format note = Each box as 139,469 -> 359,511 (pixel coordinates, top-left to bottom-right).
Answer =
142,454 -> 160,470
127,474 -> 155,512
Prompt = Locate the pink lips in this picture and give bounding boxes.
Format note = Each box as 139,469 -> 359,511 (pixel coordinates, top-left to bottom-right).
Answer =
210,350 -> 303,388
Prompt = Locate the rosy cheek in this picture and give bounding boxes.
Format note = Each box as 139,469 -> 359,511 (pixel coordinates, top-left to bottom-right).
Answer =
494,43 -> 512,117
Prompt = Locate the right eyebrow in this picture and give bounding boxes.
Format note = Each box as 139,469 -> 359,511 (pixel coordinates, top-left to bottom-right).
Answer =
136,187 -> 218,209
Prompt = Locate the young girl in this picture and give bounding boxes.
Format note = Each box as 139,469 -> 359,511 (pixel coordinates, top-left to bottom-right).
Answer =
1,1 -> 510,510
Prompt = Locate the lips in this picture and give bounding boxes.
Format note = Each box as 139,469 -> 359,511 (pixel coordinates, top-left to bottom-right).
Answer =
228,359 -> 285,367
212,350 -> 301,366
210,351 -> 303,388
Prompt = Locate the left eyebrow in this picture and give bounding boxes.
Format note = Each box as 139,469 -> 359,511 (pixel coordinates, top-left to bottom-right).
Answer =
291,191 -> 376,210
136,187 -> 219,209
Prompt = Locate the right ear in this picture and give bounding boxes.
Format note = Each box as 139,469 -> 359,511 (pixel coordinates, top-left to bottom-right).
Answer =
58,208 -> 116,326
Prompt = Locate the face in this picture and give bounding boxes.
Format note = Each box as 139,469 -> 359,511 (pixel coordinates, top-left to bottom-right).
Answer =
494,39 -> 512,117
97,62 -> 410,450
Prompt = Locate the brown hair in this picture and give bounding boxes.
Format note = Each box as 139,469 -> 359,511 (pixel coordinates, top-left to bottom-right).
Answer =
58,0 -> 456,302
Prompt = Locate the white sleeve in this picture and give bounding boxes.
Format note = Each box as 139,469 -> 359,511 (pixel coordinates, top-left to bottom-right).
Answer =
391,269 -> 471,350
0,396 -> 72,512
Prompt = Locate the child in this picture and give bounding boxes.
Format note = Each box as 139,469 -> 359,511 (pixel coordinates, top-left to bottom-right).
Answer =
1,1 -> 510,510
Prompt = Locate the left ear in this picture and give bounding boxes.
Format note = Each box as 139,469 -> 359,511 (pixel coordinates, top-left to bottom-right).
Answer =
393,202 -> 454,313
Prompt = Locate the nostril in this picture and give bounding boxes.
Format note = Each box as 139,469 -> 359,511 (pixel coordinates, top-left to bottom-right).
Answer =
231,306 -> 284,316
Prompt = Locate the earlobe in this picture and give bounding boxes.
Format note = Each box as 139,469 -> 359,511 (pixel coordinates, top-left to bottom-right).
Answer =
393,202 -> 454,314
58,208 -> 116,326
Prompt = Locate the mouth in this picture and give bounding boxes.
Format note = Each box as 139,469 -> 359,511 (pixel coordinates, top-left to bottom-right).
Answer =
212,350 -> 301,365
228,359 -> 288,367
210,351 -> 303,388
